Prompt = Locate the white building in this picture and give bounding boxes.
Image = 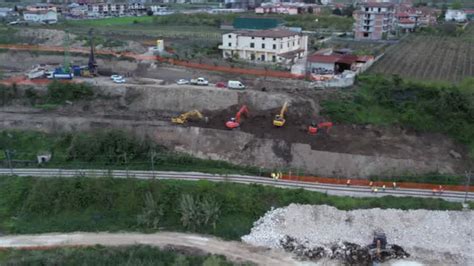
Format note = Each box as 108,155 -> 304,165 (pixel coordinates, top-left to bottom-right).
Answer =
219,29 -> 308,64
0,7 -> 13,17
445,9 -> 467,22
23,10 -> 58,24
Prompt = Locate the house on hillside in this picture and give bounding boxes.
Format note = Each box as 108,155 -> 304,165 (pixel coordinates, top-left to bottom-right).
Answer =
353,2 -> 395,40
0,7 -> 14,17
445,9 -> 466,22
255,3 -> 322,15
23,10 -> 58,24
219,28 -> 308,65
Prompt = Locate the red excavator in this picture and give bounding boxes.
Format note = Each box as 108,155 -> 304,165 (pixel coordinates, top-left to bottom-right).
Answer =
308,121 -> 333,135
226,105 -> 249,129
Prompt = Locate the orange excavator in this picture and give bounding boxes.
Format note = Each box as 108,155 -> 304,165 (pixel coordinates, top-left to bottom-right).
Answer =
308,121 -> 333,135
226,105 -> 249,129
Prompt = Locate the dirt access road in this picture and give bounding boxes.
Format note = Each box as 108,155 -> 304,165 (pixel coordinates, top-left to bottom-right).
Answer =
0,232 -> 302,266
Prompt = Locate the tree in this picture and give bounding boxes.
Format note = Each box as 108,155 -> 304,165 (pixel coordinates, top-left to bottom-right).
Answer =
451,1 -> 463,10
332,8 -> 342,16
178,194 -> 200,230
147,10 -> 154,16
136,192 -> 163,229
200,197 -> 220,229
342,6 -> 355,17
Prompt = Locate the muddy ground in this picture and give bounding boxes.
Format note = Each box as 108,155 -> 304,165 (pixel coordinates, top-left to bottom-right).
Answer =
0,51 -> 470,175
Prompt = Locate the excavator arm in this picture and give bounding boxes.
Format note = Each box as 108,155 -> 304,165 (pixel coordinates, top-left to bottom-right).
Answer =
171,110 -> 203,124
273,101 -> 288,127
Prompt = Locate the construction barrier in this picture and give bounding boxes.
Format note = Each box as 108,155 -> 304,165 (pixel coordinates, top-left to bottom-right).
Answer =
281,174 -> 474,192
0,44 -> 305,80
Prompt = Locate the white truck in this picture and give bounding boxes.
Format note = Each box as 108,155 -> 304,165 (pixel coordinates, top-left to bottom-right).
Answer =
227,80 -> 245,90
190,77 -> 209,86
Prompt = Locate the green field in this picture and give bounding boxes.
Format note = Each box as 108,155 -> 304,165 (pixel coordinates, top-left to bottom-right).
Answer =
0,176 -> 463,241
0,245 -> 241,266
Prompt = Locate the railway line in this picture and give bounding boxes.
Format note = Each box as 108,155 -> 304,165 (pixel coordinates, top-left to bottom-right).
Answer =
0,168 -> 471,202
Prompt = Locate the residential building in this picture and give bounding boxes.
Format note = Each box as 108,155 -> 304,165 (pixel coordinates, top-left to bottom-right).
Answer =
255,3 -> 322,15
445,9 -> 467,22
353,2 -> 395,40
0,7 -> 14,17
219,28 -> 308,65
23,10 -> 58,24
87,3 -> 127,16
25,3 -> 57,12
224,0 -> 264,10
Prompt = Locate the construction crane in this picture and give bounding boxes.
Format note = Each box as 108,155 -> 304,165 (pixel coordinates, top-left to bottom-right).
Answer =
226,105 -> 248,129
63,30 -> 70,73
88,28 -> 98,76
171,110 -> 204,124
273,101 -> 288,127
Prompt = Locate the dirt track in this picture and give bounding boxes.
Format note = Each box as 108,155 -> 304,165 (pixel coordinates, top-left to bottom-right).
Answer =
0,232 -> 301,266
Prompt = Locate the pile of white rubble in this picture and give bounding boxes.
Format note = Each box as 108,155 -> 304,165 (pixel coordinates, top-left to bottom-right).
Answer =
242,204 -> 473,265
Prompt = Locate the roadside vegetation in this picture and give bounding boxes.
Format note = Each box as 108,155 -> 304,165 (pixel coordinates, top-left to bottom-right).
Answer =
322,75 -> 474,158
0,176 -> 462,240
0,130 -> 264,175
0,81 -> 94,108
0,245 -> 241,266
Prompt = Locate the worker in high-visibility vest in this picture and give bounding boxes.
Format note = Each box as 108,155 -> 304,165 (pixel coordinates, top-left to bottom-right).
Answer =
392,182 -> 397,190
382,185 -> 386,192
369,181 -> 374,187
346,179 -> 351,186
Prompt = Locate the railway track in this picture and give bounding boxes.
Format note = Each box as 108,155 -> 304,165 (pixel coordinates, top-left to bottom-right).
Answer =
0,168 -> 472,202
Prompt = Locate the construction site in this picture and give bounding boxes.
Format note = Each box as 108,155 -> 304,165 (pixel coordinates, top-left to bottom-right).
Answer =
0,27 -> 473,266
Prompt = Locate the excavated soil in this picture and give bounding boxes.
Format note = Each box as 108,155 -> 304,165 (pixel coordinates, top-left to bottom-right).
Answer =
188,105 -> 469,165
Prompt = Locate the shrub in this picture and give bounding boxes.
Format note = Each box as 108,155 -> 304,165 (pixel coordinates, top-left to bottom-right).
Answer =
47,81 -> 94,104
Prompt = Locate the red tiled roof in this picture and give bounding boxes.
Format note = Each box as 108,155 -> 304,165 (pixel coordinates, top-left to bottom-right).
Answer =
399,18 -> 415,24
361,2 -> 394,8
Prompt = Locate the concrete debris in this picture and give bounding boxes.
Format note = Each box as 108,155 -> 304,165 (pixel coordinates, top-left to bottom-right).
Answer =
242,204 -> 474,265
279,235 -> 409,264
449,150 -> 462,159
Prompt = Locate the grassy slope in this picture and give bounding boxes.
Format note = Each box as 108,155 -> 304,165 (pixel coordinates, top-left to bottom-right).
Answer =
0,245 -> 239,266
0,176 -> 462,240
322,75 -> 474,158
0,130 -> 265,176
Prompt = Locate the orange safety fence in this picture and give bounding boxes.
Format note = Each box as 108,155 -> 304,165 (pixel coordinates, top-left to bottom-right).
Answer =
0,44 -> 305,80
281,175 -> 474,192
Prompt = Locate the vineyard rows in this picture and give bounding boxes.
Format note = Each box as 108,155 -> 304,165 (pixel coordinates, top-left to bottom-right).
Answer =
369,35 -> 473,83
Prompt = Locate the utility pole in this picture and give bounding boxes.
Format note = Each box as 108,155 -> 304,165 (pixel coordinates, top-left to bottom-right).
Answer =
5,149 -> 13,175
465,171 -> 472,204
150,149 -> 155,179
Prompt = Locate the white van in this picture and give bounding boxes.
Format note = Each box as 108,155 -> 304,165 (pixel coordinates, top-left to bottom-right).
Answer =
227,80 -> 245,90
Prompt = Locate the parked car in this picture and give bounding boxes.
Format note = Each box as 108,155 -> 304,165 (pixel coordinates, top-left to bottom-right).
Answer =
176,79 -> 189,85
227,80 -> 245,90
113,78 -> 126,83
216,82 -> 226,88
190,77 -> 209,86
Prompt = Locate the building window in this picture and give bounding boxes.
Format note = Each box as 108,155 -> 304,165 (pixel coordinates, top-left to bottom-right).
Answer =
292,41 -> 295,46
273,44 -> 276,49
261,54 -> 265,61
228,42 -> 231,47
251,37 -> 255,39
250,43 -> 254,48
250,54 -> 255,60
287,43 -> 290,48
273,38 -> 276,41
228,34 -> 231,38
363,32 -> 369,37
280,44 -> 283,49
262,37 -> 265,40
272,55 -> 276,62
262,43 -> 265,49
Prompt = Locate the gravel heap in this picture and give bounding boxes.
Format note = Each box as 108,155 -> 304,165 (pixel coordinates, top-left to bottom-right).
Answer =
242,204 -> 474,265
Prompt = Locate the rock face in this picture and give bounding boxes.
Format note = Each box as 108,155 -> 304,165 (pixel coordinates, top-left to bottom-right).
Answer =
242,204 -> 474,265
